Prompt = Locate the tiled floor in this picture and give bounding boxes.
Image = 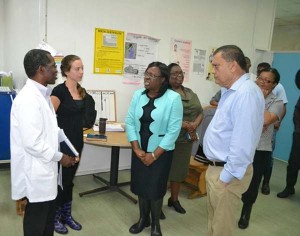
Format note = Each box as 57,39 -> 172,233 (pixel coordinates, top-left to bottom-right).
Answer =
0,159 -> 299,236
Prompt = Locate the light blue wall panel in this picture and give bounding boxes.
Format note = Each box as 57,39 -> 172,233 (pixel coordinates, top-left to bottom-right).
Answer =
272,53 -> 300,161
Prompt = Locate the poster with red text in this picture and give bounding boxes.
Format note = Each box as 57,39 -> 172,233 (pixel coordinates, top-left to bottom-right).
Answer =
170,38 -> 192,82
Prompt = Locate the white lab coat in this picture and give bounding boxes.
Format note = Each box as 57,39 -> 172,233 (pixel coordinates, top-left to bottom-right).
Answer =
10,79 -> 62,203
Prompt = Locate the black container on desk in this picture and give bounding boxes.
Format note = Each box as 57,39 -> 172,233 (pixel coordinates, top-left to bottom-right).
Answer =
99,118 -> 107,135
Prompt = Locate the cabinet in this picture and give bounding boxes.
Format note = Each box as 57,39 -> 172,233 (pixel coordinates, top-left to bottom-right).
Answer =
0,91 -> 16,162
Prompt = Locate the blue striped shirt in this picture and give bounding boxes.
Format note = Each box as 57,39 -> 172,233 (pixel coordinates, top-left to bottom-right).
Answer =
203,74 -> 264,183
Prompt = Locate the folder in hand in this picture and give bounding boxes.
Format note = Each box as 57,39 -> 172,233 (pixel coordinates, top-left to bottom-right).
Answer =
58,129 -> 79,156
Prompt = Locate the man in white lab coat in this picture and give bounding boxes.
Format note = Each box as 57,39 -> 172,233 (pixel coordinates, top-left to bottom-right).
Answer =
10,49 -> 77,236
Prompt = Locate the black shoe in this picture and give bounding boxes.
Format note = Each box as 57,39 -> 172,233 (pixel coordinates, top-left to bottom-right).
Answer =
160,211 -> 166,220
151,223 -> 162,236
167,198 -> 186,214
277,188 -> 295,198
150,198 -> 163,236
238,204 -> 252,230
129,217 -> 150,234
261,183 -> 270,195
238,216 -> 249,229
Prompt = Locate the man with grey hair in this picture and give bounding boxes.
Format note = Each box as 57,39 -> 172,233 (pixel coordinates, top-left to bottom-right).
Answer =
203,45 -> 265,236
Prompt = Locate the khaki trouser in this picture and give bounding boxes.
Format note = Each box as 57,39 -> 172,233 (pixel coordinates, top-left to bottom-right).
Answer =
206,165 -> 253,236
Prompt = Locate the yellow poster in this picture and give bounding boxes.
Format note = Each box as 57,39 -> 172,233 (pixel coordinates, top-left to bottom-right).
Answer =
94,28 -> 124,74
206,47 -> 217,81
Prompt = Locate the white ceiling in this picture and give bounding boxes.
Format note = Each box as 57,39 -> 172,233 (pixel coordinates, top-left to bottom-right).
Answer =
275,0 -> 300,26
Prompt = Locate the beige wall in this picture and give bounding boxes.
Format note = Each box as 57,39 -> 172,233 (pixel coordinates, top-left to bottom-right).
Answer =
2,0 -> 277,121
2,0 -> 42,88
272,25 -> 300,51
2,0 -> 278,174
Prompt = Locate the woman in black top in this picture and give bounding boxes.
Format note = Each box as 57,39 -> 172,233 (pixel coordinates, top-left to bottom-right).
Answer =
51,55 -> 95,234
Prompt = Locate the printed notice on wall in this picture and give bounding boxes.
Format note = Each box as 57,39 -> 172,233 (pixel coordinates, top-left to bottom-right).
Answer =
170,38 -> 192,82
192,48 -> 206,76
94,28 -> 125,75
123,33 -> 160,84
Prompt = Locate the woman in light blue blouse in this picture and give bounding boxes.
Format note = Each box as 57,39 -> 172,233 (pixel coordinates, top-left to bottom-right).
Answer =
126,62 -> 183,236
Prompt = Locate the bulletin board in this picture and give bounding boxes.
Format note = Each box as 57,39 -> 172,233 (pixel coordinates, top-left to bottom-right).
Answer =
86,90 -> 116,122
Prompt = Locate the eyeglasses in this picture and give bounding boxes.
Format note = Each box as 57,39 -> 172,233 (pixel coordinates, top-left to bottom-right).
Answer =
170,71 -> 185,79
257,76 -> 274,84
144,72 -> 161,80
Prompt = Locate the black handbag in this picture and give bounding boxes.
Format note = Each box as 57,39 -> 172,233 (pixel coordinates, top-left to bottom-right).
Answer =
194,144 -> 209,164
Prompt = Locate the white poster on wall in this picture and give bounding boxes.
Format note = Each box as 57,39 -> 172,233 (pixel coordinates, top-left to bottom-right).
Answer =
123,33 -> 160,84
170,38 -> 192,82
192,48 -> 206,76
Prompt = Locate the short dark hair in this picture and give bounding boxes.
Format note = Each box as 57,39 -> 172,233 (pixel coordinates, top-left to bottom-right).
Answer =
259,67 -> 280,84
257,62 -> 271,75
213,45 -> 247,71
168,63 -> 180,71
61,55 -> 81,77
257,62 -> 271,70
144,61 -> 170,96
23,49 -> 52,78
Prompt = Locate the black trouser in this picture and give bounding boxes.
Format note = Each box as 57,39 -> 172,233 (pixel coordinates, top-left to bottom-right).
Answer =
23,199 -> 56,236
242,150 -> 272,205
56,163 -> 79,206
262,130 -> 277,184
285,132 -> 300,189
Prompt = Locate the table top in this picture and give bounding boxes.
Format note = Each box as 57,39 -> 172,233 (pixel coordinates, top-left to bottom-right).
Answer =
84,129 -> 131,148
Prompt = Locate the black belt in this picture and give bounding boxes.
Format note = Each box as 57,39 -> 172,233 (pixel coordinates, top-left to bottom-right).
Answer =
207,160 -> 226,167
